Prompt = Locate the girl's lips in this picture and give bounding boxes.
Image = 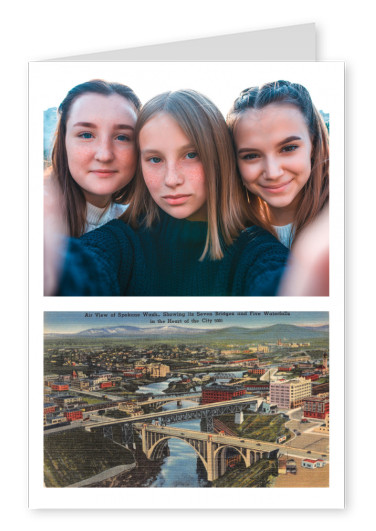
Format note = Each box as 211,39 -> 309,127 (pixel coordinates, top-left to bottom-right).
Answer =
261,180 -> 293,193
91,170 -> 117,178
163,194 -> 191,205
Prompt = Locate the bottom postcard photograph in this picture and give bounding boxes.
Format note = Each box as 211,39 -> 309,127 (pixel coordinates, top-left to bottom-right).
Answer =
40,310 -> 334,497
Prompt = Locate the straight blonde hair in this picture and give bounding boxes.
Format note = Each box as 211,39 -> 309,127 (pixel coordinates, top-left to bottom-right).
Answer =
123,89 -> 253,260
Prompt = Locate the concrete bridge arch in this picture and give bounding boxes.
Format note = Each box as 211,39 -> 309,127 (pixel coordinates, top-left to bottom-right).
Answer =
147,434 -> 210,474
139,425 -> 267,482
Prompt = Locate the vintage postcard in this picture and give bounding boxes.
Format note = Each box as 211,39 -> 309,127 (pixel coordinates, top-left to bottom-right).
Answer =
42,311 -> 330,489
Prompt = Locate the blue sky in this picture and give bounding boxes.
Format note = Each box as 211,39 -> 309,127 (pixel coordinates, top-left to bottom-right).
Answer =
44,311 -> 329,334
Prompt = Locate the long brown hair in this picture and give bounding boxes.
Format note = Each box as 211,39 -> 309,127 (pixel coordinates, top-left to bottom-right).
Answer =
227,80 -> 329,245
122,89 -> 252,260
51,79 -> 141,237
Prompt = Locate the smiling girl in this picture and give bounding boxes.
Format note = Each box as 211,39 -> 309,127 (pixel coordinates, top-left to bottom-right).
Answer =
49,79 -> 141,237
49,89 -> 288,296
227,80 -> 329,248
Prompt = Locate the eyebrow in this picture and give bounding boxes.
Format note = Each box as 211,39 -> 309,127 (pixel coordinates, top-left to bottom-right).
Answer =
141,144 -> 196,156
276,135 -> 302,147
237,135 -> 302,154
72,121 -> 134,130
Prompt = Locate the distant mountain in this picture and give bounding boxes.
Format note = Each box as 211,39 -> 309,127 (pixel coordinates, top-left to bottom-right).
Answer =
204,324 -> 328,341
44,323 -> 328,341
75,325 -> 207,337
301,325 -> 329,333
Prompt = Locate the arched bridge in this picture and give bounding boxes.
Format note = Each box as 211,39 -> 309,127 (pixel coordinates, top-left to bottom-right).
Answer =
135,423 -> 279,482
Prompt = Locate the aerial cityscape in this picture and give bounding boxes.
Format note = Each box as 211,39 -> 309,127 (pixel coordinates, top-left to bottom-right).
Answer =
44,311 -> 329,488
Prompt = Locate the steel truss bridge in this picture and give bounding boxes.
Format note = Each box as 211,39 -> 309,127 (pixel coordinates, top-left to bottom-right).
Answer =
209,372 -> 247,379
136,393 -> 201,408
86,396 -> 263,447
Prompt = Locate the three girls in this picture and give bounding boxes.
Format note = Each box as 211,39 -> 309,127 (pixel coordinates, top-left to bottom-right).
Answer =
45,79 -> 329,296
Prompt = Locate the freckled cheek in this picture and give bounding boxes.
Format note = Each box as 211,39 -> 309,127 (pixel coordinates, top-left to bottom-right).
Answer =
142,164 -> 164,195
177,162 -> 206,185
66,143 -> 93,169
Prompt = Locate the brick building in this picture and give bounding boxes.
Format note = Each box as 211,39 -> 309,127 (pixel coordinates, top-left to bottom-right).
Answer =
202,384 -> 246,404
303,396 -> 329,419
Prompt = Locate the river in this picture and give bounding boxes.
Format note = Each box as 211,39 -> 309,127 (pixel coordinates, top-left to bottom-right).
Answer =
136,378 -> 209,487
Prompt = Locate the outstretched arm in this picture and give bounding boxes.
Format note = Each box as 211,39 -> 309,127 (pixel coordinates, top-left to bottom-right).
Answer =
44,173 -> 135,296
278,207 -> 329,296
57,222 -> 135,296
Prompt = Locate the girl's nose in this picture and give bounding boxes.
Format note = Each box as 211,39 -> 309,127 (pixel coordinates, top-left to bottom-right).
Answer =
95,138 -> 114,162
164,162 -> 184,187
264,157 -> 284,180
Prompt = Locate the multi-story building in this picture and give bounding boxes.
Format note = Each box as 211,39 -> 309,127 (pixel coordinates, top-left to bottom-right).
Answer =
70,379 -> 90,390
54,395 -> 79,407
257,345 -> 269,353
243,383 -> 270,393
147,363 -> 170,378
100,381 -> 114,389
44,403 -> 57,415
123,370 -> 144,379
202,384 -> 246,404
51,383 -> 69,392
312,382 -> 329,395
303,373 -> 320,381
64,409 -> 83,421
303,396 -> 329,420
248,366 -> 266,375
270,378 -> 312,409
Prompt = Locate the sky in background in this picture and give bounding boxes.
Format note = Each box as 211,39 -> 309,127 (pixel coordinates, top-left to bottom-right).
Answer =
44,311 -> 329,334
40,61 -> 334,118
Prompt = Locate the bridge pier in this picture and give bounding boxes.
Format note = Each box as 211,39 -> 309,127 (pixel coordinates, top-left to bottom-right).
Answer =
121,423 -> 134,448
235,411 -> 244,425
206,437 -> 215,482
103,425 -> 113,440
203,411 -> 214,432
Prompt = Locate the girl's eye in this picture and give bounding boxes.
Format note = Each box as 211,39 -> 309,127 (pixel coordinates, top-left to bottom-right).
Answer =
282,144 -> 298,153
186,152 -> 198,160
149,156 -> 162,164
116,134 -> 131,142
242,153 -> 260,161
79,132 -> 93,139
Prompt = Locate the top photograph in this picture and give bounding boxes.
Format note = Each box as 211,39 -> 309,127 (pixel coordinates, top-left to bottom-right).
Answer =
34,62 -> 342,297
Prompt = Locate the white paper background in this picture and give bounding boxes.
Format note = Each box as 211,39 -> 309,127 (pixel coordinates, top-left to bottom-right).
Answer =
29,60 -> 343,510
2,0 -> 371,527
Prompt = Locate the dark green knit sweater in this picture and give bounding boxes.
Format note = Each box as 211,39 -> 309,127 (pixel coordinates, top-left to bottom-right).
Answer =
58,212 -> 288,296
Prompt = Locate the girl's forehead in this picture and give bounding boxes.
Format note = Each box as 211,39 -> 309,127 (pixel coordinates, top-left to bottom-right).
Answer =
235,103 -> 308,135
67,92 -> 136,121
